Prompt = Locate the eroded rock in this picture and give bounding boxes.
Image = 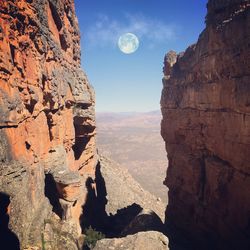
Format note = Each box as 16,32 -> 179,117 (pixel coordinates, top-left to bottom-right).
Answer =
0,0 -> 96,248
121,209 -> 164,237
93,231 -> 169,250
161,0 -> 250,249
81,156 -> 166,239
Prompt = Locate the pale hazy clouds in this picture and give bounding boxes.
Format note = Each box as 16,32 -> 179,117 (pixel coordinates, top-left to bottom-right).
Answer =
85,13 -> 177,49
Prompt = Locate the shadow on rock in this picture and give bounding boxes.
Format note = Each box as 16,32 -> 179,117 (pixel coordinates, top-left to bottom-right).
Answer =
121,208 -> 164,237
44,173 -> 63,219
80,161 -> 164,242
109,203 -> 143,237
164,217 -> 217,250
0,192 -> 20,250
80,162 -> 109,234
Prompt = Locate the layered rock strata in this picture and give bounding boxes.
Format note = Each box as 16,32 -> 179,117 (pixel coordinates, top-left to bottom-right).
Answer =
161,0 -> 250,249
0,0 -> 96,248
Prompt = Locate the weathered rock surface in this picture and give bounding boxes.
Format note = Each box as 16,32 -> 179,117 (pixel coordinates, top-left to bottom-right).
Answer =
99,156 -> 165,221
93,231 -> 169,250
81,156 -> 166,238
0,0 -> 96,248
161,0 -> 250,249
121,209 -> 164,237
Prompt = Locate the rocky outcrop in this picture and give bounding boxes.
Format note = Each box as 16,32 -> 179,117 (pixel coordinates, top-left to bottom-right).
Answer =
0,0 -> 96,248
81,156 -> 165,238
93,231 -> 169,250
161,0 -> 250,249
98,156 -> 165,221
121,209 -> 164,237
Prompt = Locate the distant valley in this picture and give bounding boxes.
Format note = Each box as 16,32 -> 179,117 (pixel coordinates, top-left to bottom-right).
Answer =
96,110 -> 168,203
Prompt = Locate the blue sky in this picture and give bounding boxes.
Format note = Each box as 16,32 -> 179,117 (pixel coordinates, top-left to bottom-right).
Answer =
74,0 -> 207,112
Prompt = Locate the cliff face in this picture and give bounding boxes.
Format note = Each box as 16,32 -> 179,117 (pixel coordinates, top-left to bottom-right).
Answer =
161,0 -> 250,249
0,0 -> 96,248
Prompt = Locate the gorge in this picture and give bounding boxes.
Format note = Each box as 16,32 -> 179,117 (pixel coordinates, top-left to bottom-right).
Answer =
0,0 -> 249,250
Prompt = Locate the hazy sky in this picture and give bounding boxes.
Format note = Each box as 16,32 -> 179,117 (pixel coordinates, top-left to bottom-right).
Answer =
74,0 -> 207,112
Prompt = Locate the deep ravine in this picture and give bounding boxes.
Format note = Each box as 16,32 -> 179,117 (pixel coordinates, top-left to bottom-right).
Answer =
0,0 -> 249,250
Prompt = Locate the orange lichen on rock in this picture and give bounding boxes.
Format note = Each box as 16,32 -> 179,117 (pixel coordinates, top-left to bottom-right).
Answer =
0,0 -> 97,248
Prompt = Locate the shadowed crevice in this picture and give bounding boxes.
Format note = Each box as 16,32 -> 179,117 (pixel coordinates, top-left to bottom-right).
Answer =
44,174 -> 63,219
0,192 -> 20,250
73,117 -> 95,160
80,162 -> 145,239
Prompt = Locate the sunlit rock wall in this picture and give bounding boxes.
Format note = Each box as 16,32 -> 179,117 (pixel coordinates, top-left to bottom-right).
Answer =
161,0 -> 250,249
0,0 -> 97,248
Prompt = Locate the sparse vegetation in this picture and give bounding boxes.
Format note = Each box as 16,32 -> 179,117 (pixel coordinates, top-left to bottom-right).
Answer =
83,226 -> 105,249
41,232 -> 46,250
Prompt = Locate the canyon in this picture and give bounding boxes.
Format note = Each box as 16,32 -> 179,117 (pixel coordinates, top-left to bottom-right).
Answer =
161,0 -> 250,249
0,0 -> 249,250
0,0 -> 166,249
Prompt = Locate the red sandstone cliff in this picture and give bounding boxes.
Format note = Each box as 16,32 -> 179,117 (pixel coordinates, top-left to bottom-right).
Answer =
0,0 -> 97,248
161,0 -> 250,249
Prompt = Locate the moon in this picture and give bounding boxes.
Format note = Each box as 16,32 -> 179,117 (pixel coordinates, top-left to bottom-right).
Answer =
118,33 -> 139,54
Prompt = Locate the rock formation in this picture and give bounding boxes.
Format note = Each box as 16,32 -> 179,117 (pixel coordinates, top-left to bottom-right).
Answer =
81,156 -> 166,238
93,231 -> 169,250
0,0 -> 168,249
98,156 -> 165,221
161,0 -> 250,249
0,0 -> 96,248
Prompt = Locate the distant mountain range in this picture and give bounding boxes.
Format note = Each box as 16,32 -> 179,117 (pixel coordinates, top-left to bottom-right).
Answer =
96,110 -> 168,203
96,110 -> 163,131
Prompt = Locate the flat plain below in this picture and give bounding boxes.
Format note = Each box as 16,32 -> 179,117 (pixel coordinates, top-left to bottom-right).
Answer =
96,110 -> 168,203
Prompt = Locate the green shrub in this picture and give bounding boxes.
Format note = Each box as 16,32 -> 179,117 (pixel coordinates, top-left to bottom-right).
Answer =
41,232 -> 46,250
83,226 -> 105,249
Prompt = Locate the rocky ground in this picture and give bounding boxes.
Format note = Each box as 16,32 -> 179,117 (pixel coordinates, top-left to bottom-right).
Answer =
81,155 -> 168,249
93,231 -> 169,250
99,156 -> 166,221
